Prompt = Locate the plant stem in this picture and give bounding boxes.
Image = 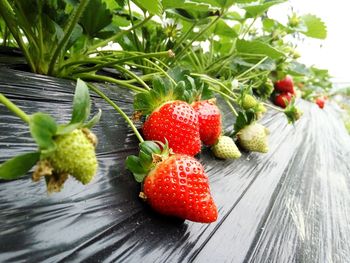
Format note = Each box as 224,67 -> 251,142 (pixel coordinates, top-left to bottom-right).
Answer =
172,15 -> 222,64
87,84 -> 144,143
223,98 -> 238,117
0,94 -> 30,124
89,15 -> 153,51
142,59 -> 177,85
113,65 -> 151,90
77,73 -> 146,93
48,0 -> 90,75
208,87 -> 237,103
262,102 -> 284,112
192,73 -> 238,98
73,51 -> 172,75
235,56 -> 268,80
0,0 -> 36,72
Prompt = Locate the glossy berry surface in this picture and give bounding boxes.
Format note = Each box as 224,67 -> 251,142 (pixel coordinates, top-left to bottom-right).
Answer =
192,100 -> 222,146
143,154 -> 218,223
143,101 -> 201,156
274,75 -> 295,94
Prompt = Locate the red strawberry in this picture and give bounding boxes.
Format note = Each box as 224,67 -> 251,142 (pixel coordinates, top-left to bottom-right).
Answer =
274,75 -> 295,94
126,141 -> 218,223
192,99 -> 222,146
315,97 -> 325,109
143,100 -> 201,156
274,92 -> 292,108
144,154 -> 217,223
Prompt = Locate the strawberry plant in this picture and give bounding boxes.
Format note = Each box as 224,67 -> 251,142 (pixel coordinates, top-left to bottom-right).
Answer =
0,79 -> 101,192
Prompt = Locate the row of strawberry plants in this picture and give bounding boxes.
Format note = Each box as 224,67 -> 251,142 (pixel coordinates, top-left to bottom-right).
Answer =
0,0 -> 331,223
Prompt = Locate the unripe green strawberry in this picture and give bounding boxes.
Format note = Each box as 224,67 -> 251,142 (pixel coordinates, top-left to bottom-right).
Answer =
242,94 -> 258,110
212,136 -> 241,159
237,123 -> 269,153
48,128 -> 98,184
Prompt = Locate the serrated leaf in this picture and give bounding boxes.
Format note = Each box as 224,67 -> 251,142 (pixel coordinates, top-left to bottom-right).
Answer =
300,14 -> 327,39
84,109 -> 102,129
126,155 -> 147,182
243,0 -> 286,18
133,0 -> 162,16
29,113 -> 57,151
70,79 -> 91,125
0,152 -> 40,180
236,39 -> 285,60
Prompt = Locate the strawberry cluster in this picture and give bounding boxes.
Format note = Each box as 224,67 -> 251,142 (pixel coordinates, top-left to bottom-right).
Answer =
273,75 -> 296,108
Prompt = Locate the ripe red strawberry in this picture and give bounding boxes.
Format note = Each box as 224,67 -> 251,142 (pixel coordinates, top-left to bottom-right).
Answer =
143,100 -> 201,156
274,92 -> 292,108
126,141 -> 218,223
274,75 -> 295,94
144,154 -> 217,223
315,97 -> 325,109
192,99 -> 222,146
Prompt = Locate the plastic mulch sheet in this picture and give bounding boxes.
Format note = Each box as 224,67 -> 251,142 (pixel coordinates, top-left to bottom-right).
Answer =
1,62 -> 350,262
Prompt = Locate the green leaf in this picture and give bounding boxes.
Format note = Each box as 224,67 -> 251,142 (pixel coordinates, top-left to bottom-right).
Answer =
84,109 -> 102,129
236,39 -> 285,60
80,0 -> 113,38
29,113 -> 57,151
243,0 -> 286,18
133,0 -> 162,16
300,14 -> 327,39
126,155 -> 147,183
163,0 -> 220,10
70,79 -> 91,125
0,152 -> 40,180
214,19 -> 238,37
287,61 -> 310,76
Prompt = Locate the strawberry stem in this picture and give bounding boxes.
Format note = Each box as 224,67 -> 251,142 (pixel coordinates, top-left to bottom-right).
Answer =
113,65 -> 151,90
77,73 -> 146,93
87,84 -> 144,143
262,102 -> 284,112
235,56 -> 268,80
142,58 -> 177,85
0,93 -> 30,124
223,98 -> 238,117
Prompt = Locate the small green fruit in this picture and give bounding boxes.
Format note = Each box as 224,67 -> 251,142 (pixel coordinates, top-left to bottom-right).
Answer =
212,136 -> 241,159
49,128 -> 98,184
242,94 -> 258,110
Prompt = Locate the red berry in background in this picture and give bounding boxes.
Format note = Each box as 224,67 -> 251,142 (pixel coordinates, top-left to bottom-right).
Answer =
274,75 -> 295,94
143,100 -> 201,156
192,99 -> 222,146
274,92 -> 292,108
315,97 -> 325,109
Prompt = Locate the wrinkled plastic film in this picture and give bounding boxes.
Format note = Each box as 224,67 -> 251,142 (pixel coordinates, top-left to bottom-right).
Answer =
1,61 -> 350,262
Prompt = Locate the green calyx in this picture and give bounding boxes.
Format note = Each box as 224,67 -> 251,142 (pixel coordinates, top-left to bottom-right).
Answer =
134,66 -> 209,115
284,97 -> 303,124
126,140 -> 172,183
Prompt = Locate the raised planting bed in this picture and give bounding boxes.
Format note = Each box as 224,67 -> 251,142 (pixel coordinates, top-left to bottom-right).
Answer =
1,64 -> 350,262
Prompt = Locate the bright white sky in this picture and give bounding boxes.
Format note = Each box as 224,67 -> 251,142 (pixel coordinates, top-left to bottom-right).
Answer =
268,0 -> 350,83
